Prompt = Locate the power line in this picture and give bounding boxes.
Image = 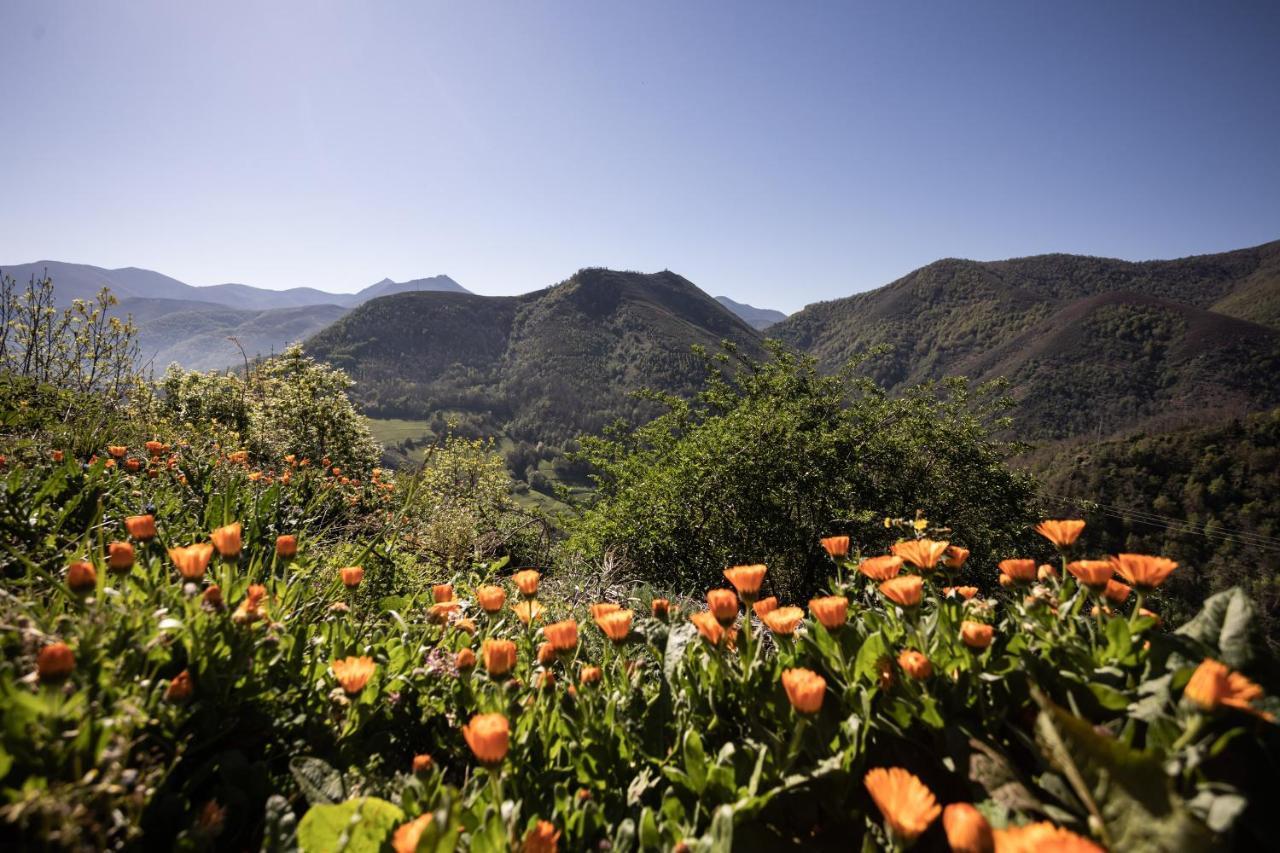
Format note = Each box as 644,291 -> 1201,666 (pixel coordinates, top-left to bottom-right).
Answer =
1040,492 -> 1280,554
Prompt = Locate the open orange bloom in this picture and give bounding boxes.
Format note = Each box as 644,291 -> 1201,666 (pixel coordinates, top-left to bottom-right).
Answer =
998,559 -> 1037,584
483,639 -> 518,676
1102,578 -> 1131,605
537,641 -> 556,666
590,602 -> 621,620
942,803 -> 993,853
944,586 -> 979,600
429,601 -> 460,623
943,546 -> 970,570
512,569 -> 540,597
781,668 -> 826,714
580,665 -> 603,685
891,539 -> 949,571
332,656 -> 375,694
107,445 -> 128,458
960,621 -> 994,650
210,523 -> 242,558
170,543 -> 214,580
1184,658 -> 1273,720
165,669 -> 194,702
340,566 -> 364,588
808,595 -> 848,629
879,575 -> 924,608
753,596 -> 779,617
723,564 -> 767,602
1067,560 -> 1112,589
898,649 -> 932,679
521,819 -> 561,853
763,606 -> 805,635
145,440 -> 166,456
651,598 -> 670,619
596,609 -> 633,642
392,815 -> 434,853
512,600 -> 545,625
820,535 -> 850,559
858,555 -> 903,581
863,767 -> 941,842
37,642 -> 75,681
707,589 -> 739,624
125,514 -> 157,541
1110,553 -> 1177,591
462,712 -> 510,765
456,648 -> 477,670
992,822 -> 1103,852
476,584 -> 507,613
545,619 -> 579,651
66,561 -> 97,593
690,611 -> 725,645
1035,519 -> 1086,549
275,535 -> 298,558
432,583 -> 454,603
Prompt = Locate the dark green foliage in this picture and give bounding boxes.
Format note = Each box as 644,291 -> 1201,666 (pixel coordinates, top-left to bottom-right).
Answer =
563,342 -> 1038,599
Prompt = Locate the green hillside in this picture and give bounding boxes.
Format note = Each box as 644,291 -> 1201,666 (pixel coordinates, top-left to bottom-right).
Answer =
306,268 -> 764,443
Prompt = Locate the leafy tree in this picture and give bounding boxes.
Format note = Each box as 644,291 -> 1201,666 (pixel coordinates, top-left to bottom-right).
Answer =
562,341 -> 1038,598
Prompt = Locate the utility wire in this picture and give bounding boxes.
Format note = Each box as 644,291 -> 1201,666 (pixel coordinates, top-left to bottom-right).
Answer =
1040,492 -> 1280,554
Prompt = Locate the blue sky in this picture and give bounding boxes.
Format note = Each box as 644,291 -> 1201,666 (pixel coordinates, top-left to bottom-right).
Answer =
1,2 -> 1277,313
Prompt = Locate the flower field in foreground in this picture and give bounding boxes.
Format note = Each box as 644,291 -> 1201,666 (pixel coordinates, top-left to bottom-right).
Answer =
1,443 -> 1279,852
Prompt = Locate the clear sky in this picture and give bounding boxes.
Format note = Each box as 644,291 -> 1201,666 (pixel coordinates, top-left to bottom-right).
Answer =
2,2 -> 1278,313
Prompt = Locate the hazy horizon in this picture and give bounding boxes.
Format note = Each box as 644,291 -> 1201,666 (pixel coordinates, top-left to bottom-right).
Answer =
3,2 -> 1278,313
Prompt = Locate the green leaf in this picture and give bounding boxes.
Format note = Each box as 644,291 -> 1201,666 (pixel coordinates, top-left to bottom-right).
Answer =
853,632 -> 888,686
296,797 -> 404,853
706,804 -> 734,853
663,622 -> 698,686
683,730 -> 707,794
290,757 -> 345,806
1175,587 -> 1264,670
638,807 -> 660,850
1087,682 -> 1130,712
261,794 -> 298,853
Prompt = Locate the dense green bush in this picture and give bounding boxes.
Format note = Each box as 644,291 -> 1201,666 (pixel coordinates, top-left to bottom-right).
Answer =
562,342 -> 1039,600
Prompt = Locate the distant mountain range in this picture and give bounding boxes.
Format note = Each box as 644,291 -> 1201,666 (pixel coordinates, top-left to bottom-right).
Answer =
306,268 -> 764,442
714,296 -> 787,329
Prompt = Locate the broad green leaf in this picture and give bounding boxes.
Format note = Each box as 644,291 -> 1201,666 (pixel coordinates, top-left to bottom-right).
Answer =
1176,587 -> 1263,670
296,797 -> 404,853
289,756 -> 345,806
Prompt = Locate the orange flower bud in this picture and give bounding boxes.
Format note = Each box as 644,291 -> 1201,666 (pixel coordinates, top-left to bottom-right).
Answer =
781,668 -> 826,714
808,595 -> 848,629
998,559 -> 1037,584
942,803 -> 993,853
512,600 -> 545,625
456,648 -> 477,670
651,598 -> 670,620
960,621 -> 994,650
762,606 -> 805,636
1102,578 -> 1132,605
432,583 -> 454,603
165,669 -> 194,702
340,566 -> 364,588
412,754 -> 434,774
537,641 -> 556,666
462,712 -> 510,765
66,560 -> 97,593
897,649 -> 932,679
943,546 -> 970,570
596,609 -> 633,643
210,523 -> 242,558
859,555 -> 904,581
521,819 -> 560,853
107,542 -> 135,573
512,569 -> 540,597
690,611 -> 725,645
476,584 -> 507,613
864,767 -> 941,843
579,665 -> 603,685
753,596 -> 779,617
706,589 -> 739,625
275,535 -> 298,559
483,639 -> 517,677
393,815 -> 434,853
125,514 -> 157,541
37,642 -> 75,681
107,445 -> 128,459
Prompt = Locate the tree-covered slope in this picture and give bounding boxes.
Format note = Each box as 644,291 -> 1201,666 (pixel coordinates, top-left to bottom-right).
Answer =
770,240 -> 1280,437
306,268 -> 765,442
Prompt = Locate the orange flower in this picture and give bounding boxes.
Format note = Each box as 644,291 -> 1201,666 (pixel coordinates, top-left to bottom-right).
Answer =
942,803 -> 994,853
992,822 -> 1103,852
1037,563 -> 1058,581
104,541 -> 134,573
762,606 -> 805,636
944,586 -> 979,600
124,458 -> 142,473
859,555 -> 904,581
879,575 -> 923,608
202,585 -> 224,611
37,642 -> 75,681
521,819 -> 561,853
107,445 -> 128,458
537,641 -> 556,666
332,656 -> 375,694
275,535 -> 297,558
457,618 -> 476,634
1110,553 -> 1177,591
897,649 -> 932,679
1102,578 -> 1131,605
545,619 -> 579,651
1066,560 -> 1112,589
227,450 -> 249,465
51,449 -> 64,463
590,602 -> 621,620
170,543 -> 214,580
943,546 -> 970,570
145,440 -> 166,456
651,598 -> 670,620
512,569 -> 540,597
66,561 -> 97,593
432,583 -> 454,603
456,648 -> 477,670
165,669 -> 194,702
597,609 -> 633,642
781,668 -> 826,714
706,589 -> 739,625
891,539 -> 949,571
125,514 -> 157,541
512,600 -> 545,625
429,601 -> 460,623
483,639 -> 518,677
960,621 -> 994,650
462,712 -> 510,765
1035,519 -> 1086,549
808,595 -> 848,629
998,559 -> 1037,584
392,814 -> 434,853
1184,658 -> 1272,719
863,767 -> 941,842
233,584 -> 269,625
723,564 -> 767,602
210,523 -> 242,558
753,596 -> 779,617
340,566 -> 364,588
820,535 -> 850,559
690,611 -> 725,645
477,584 -> 507,613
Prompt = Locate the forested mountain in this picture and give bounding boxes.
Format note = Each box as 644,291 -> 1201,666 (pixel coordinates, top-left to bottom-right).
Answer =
714,296 -> 787,329
306,268 -> 765,442
770,240 -> 1280,438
